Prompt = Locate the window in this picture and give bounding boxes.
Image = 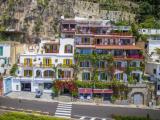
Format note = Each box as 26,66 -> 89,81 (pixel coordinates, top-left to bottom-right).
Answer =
153,69 -> 157,74
70,24 -> 75,29
82,37 -> 90,44
36,70 -> 42,78
44,83 -> 52,90
96,39 -> 102,45
64,71 -> 71,78
24,58 -> 32,66
63,24 -> 69,29
44,70 -> 54,78
55,59 -> 58,63
43,58 -> 52,67
131,62 -> 137,67
80,61 -> 90,67
98,61 -> 105,68
63,59 -> 73,65
58,70 -> 71,79
45,44 -> 58,53
82,72 -> 90,80
24,70 -> 32,77
99,73 -> 107,80
65,45 -> 73,53
0,47 -> 3,56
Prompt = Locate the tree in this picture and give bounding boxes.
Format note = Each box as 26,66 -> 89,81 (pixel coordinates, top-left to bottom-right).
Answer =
10,64 -> 18,76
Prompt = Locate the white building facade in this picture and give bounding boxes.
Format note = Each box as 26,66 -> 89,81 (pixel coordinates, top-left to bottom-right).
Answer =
0,43 -> 11,75
13,38 -> 74,93
139,29 -> 160,61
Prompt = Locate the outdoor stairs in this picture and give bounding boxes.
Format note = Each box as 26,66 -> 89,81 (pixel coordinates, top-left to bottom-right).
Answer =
54,102 -> 72,118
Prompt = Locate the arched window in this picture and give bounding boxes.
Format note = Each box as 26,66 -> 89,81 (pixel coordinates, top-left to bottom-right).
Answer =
44,70 -> 55,78
36,70 -> 42,78
64,45 -> 73,53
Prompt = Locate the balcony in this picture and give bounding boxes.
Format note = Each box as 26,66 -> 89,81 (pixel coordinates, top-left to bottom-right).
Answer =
61,23 -> 76,33
21,64 -> 33,67
62,28 -> 76,33
34,64 -> 55,68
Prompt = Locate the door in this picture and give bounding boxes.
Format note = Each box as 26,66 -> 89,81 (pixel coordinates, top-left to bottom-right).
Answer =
133,93 -> 143,105
5,78 -> 12,94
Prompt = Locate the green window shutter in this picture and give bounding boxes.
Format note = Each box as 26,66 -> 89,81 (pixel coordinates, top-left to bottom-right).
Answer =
24,70 -> 26,77
0,47 -> 3,56
30,70 -> 32,77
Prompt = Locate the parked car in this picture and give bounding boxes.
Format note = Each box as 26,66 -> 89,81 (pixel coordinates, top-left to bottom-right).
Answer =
35,90 -> 42,98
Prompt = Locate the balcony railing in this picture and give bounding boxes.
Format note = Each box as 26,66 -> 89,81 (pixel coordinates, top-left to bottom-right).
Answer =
36,64 -> 55,68
61,28 -> 76,33
19,64 -> 55,68
76,42 -> 93,45
22,64 -> 33,67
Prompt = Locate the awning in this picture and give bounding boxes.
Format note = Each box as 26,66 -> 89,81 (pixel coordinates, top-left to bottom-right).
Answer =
93,89 -> 113,94
78,88 -> 92,94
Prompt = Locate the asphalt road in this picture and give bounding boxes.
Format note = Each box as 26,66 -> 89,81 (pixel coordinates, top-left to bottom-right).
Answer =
0,97 -> 160,119
72,104 -> 160,119
0,97 -> 58,115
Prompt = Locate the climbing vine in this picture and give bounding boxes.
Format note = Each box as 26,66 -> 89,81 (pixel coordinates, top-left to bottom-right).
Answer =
74,53 -> 114,81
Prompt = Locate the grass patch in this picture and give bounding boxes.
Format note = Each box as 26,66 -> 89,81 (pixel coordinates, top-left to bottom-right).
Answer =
0,112 -> 67,120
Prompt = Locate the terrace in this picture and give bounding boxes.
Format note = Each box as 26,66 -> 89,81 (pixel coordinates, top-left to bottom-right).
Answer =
44,43 -> 59,53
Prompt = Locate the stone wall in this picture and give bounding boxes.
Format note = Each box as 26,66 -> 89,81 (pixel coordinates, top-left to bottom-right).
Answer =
128,84 -> 149,105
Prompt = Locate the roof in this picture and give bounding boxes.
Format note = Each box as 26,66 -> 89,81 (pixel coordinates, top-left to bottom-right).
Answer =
96,45 -> 142,50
